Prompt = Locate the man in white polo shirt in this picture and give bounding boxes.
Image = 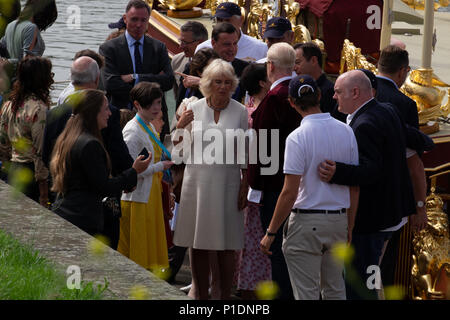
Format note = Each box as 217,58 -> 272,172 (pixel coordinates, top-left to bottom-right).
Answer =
260,75 -> 360,300
195,2 -> 267,62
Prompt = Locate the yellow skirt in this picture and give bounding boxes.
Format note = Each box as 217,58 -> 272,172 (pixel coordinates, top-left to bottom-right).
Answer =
118,175 -> 169,271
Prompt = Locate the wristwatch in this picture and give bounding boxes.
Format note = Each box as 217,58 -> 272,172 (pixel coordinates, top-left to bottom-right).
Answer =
266,229 -> 276,237
131,73 -> 137,80
416,200 -> 424,208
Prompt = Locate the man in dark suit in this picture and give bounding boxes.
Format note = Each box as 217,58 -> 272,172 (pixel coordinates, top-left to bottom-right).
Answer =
248,43 -> 301,300
318,70 -> 416,299
211,22 -> 249,103
375,45 -> 428,290
99,0 -> 174,138
42,56 -> 133,250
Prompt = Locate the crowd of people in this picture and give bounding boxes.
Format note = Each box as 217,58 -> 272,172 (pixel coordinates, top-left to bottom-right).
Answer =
0,0 -> 435,300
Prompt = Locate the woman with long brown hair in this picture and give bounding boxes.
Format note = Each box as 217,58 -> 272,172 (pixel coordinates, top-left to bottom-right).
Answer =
0,55 -> 53,205
50,89 -> 150,236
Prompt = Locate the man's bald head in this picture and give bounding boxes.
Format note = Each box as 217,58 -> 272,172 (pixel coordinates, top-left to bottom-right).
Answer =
71,56 -> 100,88
334,70 -> 373,114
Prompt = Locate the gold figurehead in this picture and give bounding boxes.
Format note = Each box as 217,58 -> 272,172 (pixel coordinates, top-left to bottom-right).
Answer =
411,186 -> 450,299
401,68 -> 450,127
158,0 -> 204,11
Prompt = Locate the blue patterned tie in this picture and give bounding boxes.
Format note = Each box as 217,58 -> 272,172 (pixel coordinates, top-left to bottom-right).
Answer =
134,41 -> 143,74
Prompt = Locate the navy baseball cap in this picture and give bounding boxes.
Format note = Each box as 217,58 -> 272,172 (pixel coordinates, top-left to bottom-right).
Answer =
108,17 -> 126,30
289,75 -> 317,99
264,17 -> 292,38
358,68 -> 378,90
214,2 -> 241,18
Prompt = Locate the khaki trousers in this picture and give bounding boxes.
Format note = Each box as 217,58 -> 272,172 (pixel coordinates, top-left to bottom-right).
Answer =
282,212 -> 348,300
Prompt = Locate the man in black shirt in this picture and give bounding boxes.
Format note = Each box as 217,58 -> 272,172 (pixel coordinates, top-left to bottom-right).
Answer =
293,42 -> 342,119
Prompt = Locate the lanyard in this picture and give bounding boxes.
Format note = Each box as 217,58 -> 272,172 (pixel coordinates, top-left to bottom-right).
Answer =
135,114 -> 172,181
135,114 -> 172,160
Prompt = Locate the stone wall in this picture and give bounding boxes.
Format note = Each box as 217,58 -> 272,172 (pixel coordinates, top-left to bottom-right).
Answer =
0,180 -> 189,300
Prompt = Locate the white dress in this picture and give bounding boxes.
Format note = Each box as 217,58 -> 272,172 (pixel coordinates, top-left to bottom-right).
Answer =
173,98 -> 248,250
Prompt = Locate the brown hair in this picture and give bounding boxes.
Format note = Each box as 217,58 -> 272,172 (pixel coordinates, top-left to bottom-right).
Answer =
9,56 -> 53,113
129,82 -> 163,109
189,48 -> 219,77
19,0 -> 58,31
378,45 -> 409,74
50,89 -> 110,193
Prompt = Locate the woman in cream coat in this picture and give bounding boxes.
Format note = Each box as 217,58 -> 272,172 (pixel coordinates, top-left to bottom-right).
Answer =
118,82 -> 173,271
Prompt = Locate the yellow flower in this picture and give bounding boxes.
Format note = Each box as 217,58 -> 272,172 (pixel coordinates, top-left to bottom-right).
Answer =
87,235 -> 110,257
152,266 -> 172,281
331,242 -> 355,265
12,137 -> 32,154
255,280 -> 279,300
9,167 -> 33,195
384,285 -> 405,300
129,285 -> 150,300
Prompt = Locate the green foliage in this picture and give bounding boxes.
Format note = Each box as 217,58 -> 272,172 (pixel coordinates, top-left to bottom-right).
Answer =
0,229 -> 109,300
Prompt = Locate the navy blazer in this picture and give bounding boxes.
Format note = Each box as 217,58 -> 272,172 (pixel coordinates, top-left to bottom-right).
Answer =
330,99 -> 415,233
42,102 -> 133,177
376,76 -> 419,128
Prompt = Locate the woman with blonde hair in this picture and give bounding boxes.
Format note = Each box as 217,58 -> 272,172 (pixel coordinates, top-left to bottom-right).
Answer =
50,89 -> 150,236
173,59 -> 248,299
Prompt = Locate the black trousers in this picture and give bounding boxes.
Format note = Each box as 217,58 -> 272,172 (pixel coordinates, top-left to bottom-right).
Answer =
259,190 -> 294,300
100,196 -> 121,250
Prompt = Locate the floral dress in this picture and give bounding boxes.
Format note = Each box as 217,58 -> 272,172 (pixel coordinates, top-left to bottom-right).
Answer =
235,97 -> 272,291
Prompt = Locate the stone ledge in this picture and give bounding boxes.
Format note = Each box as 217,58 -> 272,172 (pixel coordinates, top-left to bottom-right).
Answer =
0,180 -> 190,300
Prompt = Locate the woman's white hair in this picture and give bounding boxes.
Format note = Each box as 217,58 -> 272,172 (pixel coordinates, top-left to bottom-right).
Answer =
199,59 -> 238,98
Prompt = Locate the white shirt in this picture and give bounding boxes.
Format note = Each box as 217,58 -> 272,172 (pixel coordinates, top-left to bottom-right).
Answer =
284,113 -> 359,210
270,75 -> 292,91
56,83 -> 75,107
195,30 -> 268,62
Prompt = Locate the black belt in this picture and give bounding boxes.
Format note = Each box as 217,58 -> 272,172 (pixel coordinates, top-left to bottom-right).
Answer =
292,208 -> 346,214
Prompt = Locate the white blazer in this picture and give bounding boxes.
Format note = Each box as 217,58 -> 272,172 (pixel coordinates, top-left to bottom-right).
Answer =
121,116 -> 165,203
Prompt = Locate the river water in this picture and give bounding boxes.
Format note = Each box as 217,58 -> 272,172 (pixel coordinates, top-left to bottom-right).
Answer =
38,0 -> 127,100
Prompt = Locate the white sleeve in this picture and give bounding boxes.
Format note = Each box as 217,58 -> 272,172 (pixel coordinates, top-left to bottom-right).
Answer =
349,130 -> 359,165
283,133 -> 305,175
122,125 -> 164,178
406,147 -> 416,158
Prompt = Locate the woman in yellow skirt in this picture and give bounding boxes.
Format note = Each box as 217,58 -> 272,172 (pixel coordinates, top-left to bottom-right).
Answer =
118,82 -> 173,271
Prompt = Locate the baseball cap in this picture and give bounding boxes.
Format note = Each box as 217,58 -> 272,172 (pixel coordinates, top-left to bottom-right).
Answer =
289,74 -> 317,99
108,17 -> 126,30
214,2 -> 241,18
264,17 -> 292,39
358,68 -> 378,90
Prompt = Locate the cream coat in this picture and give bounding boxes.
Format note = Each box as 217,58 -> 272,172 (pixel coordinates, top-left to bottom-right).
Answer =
121,116 -> 165,203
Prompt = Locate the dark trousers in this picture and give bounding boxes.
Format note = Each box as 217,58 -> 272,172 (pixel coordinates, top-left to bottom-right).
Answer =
101,207 -> 121,250
380,227 -> 403,287
259,190 -> 294,300
346,231 -> 393,300
7,162 -> 39,203
167,244 -> 188,284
